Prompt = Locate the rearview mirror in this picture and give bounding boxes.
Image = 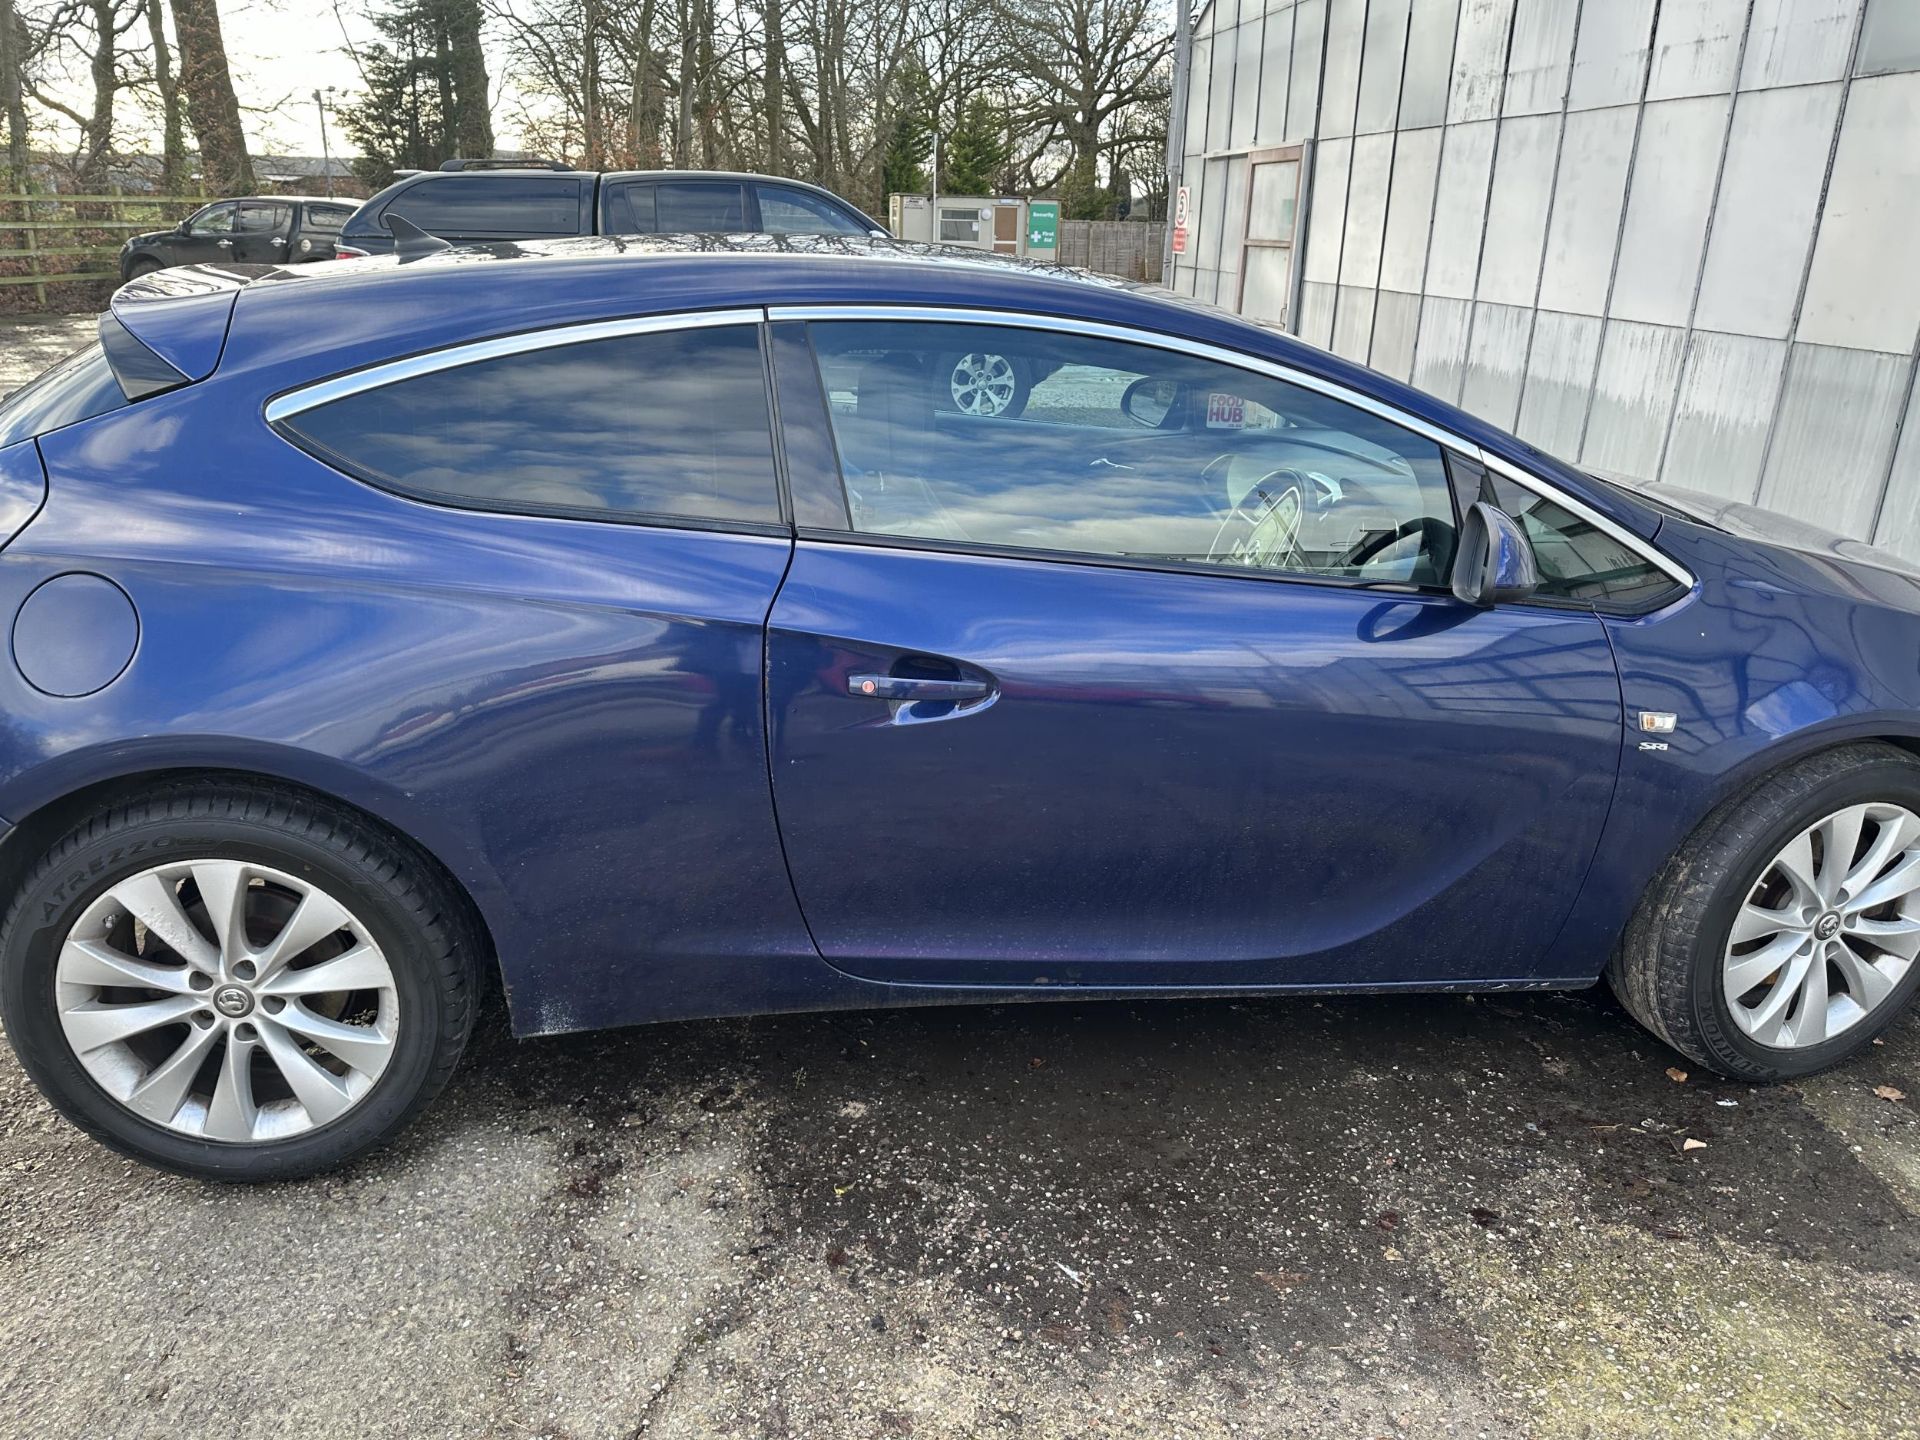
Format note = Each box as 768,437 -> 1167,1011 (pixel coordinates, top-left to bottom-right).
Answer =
1450,501 -> 1539,608
1121,376 -> 1182,429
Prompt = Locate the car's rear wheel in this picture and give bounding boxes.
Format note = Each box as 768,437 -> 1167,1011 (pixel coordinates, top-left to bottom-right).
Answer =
0,784 -> 477,1180
1609,743 -> 1920,1079
935,349 -> 1031,418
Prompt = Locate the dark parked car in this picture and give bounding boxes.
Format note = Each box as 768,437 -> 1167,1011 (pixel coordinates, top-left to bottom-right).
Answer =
338,165 -> 1044,419
119,196 -> 358,280
334,163 -> 887,259
6,236 -> 1920,1181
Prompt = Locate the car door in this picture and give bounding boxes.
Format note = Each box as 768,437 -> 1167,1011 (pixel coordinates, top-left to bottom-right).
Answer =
290,202 -> 353,260
231,201 -> 293,263
763,313 -> 1630,990
170,201 -> 239,265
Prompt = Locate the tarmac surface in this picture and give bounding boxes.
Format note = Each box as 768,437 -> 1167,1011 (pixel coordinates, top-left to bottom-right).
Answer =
0,312 -> 1917,1439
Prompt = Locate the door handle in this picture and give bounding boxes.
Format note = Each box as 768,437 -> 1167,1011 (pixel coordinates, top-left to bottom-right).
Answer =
848,674 -> 991,703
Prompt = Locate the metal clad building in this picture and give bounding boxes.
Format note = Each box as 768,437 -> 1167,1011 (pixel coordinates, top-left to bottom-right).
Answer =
1170,0 -> 1920,557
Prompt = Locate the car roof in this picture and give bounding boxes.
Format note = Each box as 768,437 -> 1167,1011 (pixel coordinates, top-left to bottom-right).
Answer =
196,195 -> 347,206
600,169 -> 857,187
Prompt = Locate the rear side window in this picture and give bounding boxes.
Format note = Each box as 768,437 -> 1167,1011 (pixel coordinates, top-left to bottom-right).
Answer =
303,205 -> 352,233
656,182 -> 746,230
0,343 -> 126,445
755,185 -> 866,235
278,324 -> 781,525
605,183 -> 656,233
384,177 -> 585,236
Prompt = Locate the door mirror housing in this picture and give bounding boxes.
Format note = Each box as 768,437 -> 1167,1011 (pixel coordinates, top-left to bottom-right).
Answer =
1450,501 -> 1539,608
1121,375 -> 1183,429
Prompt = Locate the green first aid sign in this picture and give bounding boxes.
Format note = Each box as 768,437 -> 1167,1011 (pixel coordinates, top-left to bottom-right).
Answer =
1027,201 -> 1059,252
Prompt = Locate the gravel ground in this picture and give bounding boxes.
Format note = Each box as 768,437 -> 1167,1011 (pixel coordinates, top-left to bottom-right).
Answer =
1,314 -> 1918,1440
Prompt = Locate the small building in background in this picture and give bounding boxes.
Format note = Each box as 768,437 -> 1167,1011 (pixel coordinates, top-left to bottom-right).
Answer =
889,194 -> 1060,261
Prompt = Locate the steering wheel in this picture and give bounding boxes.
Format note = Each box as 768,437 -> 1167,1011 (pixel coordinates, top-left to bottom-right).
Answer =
1206,466 -> 1317,571
1339,515 -> 1451,571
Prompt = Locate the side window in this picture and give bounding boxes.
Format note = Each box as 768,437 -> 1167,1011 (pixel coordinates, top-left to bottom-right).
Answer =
755,185 -> 866,235
654,181 -> 746,230
387,178 -> 585,236
303,205 -> 352,233
236,203 -> 291,235
807,319 -> 1458,585
188,203 -> 236,236
608,183 -> 658,232
938,207 -> 982,243
1483,473 -> 1680,608
277,324 -> 780,525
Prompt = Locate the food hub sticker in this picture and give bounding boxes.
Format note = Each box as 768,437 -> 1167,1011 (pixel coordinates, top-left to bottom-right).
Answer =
1207,392 -> 1247,428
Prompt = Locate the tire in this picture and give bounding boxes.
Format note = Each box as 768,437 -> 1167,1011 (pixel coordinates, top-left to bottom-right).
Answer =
0,783 -> 477,1180
934,349 -> 1032,418
123,257 -> 163,281
1608,742 -> 1920,1080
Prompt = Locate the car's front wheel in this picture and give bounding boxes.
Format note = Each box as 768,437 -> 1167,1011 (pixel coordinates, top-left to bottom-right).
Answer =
123,257 -> 163,281
0,784 -> 477,1179
1610,743 -> 1920,1078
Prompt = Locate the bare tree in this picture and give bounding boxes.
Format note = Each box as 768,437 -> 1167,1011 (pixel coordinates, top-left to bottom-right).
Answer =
391,0 -> 1169,217
995,0 -> 1168,213
0,0 -> 33,192
169,0 -> 253,192
143,0 -> 185,189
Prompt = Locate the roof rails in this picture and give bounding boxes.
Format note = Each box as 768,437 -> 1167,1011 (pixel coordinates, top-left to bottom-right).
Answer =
436,157 -> 574,172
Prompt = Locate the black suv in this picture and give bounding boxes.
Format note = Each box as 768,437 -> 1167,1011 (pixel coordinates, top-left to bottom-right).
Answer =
337,164 -> 886,256
120,196 -> 358,280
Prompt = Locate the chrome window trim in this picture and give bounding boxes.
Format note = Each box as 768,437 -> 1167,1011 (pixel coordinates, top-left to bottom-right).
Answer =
263,307 -> 767,424
770,303 -> 1696,596
1477,451 -> 1696,591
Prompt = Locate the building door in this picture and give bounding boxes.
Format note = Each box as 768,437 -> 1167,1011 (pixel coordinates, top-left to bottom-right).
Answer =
1237,145 -> 1308,329
993,203 -> 1020,255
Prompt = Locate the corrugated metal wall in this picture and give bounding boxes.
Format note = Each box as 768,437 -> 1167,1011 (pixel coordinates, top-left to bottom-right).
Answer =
1171,0 -> 1920,559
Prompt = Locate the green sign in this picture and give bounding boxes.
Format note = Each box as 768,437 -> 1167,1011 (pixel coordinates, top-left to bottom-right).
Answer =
1027,201 -> 1059,253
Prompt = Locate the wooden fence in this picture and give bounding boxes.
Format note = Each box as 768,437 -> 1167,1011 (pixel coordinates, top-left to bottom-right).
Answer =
1057,220 -> 1165,283
0,192 -> 211,309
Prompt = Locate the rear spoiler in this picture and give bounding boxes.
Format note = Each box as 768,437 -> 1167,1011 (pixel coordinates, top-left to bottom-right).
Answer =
103,266 -> 248,399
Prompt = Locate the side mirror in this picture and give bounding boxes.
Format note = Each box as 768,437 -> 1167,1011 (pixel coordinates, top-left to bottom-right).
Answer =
1450,501 -> 1539,607
1121,376 -> 1182,429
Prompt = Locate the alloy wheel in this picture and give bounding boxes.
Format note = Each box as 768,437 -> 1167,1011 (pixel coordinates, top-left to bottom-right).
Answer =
1722,802 -> 1920,1048
948,352 -> 1018,415
53,859 -> 398,1142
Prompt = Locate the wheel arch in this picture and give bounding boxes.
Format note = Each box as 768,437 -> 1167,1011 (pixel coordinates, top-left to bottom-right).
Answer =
0,751 -> 516,1015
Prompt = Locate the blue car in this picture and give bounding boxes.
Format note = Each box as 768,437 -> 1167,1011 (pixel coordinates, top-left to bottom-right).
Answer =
2,236 -> 1918,1180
